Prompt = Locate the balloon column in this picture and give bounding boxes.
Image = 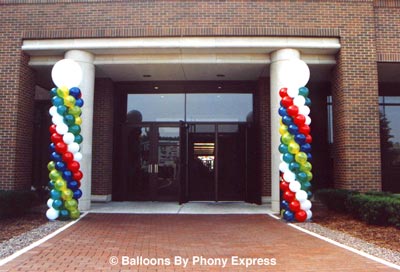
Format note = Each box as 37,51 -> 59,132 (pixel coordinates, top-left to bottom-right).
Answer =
46,59 -> 84,221
278,86 -> 313,222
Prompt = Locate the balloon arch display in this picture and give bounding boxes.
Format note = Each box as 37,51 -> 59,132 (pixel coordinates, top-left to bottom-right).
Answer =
277,59 -> 313,222
46,59 -> 84,220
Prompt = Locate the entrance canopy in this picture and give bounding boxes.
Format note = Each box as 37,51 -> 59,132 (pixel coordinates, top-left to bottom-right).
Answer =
23,37 -> 340,84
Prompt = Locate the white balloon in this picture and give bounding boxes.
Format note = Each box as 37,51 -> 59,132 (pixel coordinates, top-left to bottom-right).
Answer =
306,210 -> 313,220
300,200 -> 312,211
283,171 -> 296,183
279,162 -> 289,172
74,152 -> 83,162
289,180 -> 301,193
277,59 -> 310,91
293,96 -> 306,107
63,133 -> 75,145
52,114 -> 64,126
287,88 -> 299,98
51,59 -> 83,89
305,116 -> 312,125
46,207 -> 59,220
49,106 -> 57,117
68,142 -> 80,153
56,123 -> 69,135
47,198 -> 54,209
296,190 -> 308,202
299,105 -> 310,116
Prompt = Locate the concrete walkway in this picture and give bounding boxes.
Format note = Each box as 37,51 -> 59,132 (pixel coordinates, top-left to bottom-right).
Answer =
0,213 -> 397,271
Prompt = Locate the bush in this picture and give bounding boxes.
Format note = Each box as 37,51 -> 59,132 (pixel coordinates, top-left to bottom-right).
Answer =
315,189 -> 359,213
0,190 -> 37,219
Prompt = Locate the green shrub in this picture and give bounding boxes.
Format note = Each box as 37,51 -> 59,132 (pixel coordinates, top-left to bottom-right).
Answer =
0,190 -> 37,219
315,189 -> 359,213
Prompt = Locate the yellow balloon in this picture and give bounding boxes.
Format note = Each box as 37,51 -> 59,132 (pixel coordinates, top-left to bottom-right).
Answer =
64,96 -> 76,108
288,141 -> 300,154
279,118 -> 283,125
281,133 -> 294,145
56,86 -> 69,98
75,116 -> 82,125
61,189 -> 73,201
279,124 -> 288,135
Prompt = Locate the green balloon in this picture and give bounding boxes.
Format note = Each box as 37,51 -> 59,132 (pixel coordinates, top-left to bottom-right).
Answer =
65,199 -> 78,211
281,133 -> 293,145
47,161 -> 56,171
49,170 -> 61,181
300,161 -> 312,172
288,142 -> 300,154
68,106 -> 82,117
305,171 -> 313,181
69,209 -> 80,220
54,179 -> 67,191
295,152 -> 308,164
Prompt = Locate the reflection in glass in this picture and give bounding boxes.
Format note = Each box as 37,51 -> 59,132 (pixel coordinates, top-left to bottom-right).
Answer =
186,93 -> 253,122
157,127 -> 180,201
127,94 -> 185,122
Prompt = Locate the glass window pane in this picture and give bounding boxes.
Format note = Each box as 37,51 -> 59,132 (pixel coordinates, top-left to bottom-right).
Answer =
384,96 -> 400,104
127,94 -> 185,122
186,93 -> 252,122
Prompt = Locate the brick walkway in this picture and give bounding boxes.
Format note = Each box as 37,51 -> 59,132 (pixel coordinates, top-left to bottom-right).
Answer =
0,214 -> 396,271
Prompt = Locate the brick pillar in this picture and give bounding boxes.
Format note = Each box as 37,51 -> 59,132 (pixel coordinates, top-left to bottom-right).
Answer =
91,78 -> 114,201
331,48 -> 382,192
0,52 -> 35,191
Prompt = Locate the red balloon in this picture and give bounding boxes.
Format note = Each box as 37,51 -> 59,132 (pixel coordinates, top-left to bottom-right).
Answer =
62,152 -> 74,163
55,142 -> 68,154
281,96 -> 293,108
73,170 -> 83,181
287,105 -> 299,117
289,200 -> 301,212
68,161 -> 80,172
51,133 -> 63,144
295,210 -> 307,222
305,134 -> 313,144
294,115 -> 306,126
280,181 -> 290,192
299,124 -> 311,135
283,190 -> 296,202
279,88 -> 288,98
49,124 -> 57,134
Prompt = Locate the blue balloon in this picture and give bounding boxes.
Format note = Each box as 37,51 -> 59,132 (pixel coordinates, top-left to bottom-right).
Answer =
52,199 -> 63,209
48,180 -> 55,189
280,200 -> 289,210
282,115 -> 293,126
283,210 -> 294,221
299,87 -> 309,97
294,134 -> 306,145
55,161 -> 66,172
63,170 -> 73,182
50,189 -> 61,200
289,162 -> 300,173
57,105 -> 67,116
67,180 -> 80,191
73,189 -> 82,200
69,87 -> 81,99
307,153 -> 313,162
283,153 -> 294,163
301,143 -> 312,153
305,97 -> 312,107
75,98 -> 84,107
50,151 -> 62,162
278,144 -> 289,154
51,96 -> 64,107
49,143 -> 56,153
50,87 -> 58,97
307,190 -> 313,199
278,106 -> 287,117
288,124 -> 299,135
296,172 -> 308,182
59,209 -> 70,220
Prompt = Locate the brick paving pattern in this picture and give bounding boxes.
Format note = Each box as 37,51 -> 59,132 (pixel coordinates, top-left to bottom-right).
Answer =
0,214 -> 396,271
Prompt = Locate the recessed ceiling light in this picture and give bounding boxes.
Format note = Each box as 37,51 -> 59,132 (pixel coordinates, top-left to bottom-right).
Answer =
216,74 -> 225,77
217,86 -> 222,89
154,86 -> 159,90
143,75 -> 152,78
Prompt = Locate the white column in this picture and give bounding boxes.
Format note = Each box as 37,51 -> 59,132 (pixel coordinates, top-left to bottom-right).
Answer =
65,50 -> 95,211
270,49 -> 301,212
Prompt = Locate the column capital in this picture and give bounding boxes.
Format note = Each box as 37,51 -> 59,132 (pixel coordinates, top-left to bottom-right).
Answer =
65,50 -> 94,64
271,48 -> 300,63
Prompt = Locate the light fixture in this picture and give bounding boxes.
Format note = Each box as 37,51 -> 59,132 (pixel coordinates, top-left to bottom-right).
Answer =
143,74 -> 152,78
216,74 -> 225,78
217,86 -> 222,90
154,86 -> 159,90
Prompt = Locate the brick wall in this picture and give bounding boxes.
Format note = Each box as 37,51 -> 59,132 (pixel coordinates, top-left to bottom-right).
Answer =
1,0 -> 399,193
92,78 -> 114,196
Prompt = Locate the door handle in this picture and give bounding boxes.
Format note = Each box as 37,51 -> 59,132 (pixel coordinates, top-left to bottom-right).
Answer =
148,164 -> 153,173
154,164 -> 159,174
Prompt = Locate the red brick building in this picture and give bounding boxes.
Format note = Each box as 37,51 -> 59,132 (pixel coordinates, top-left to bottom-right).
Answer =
1,0 -> 399,211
